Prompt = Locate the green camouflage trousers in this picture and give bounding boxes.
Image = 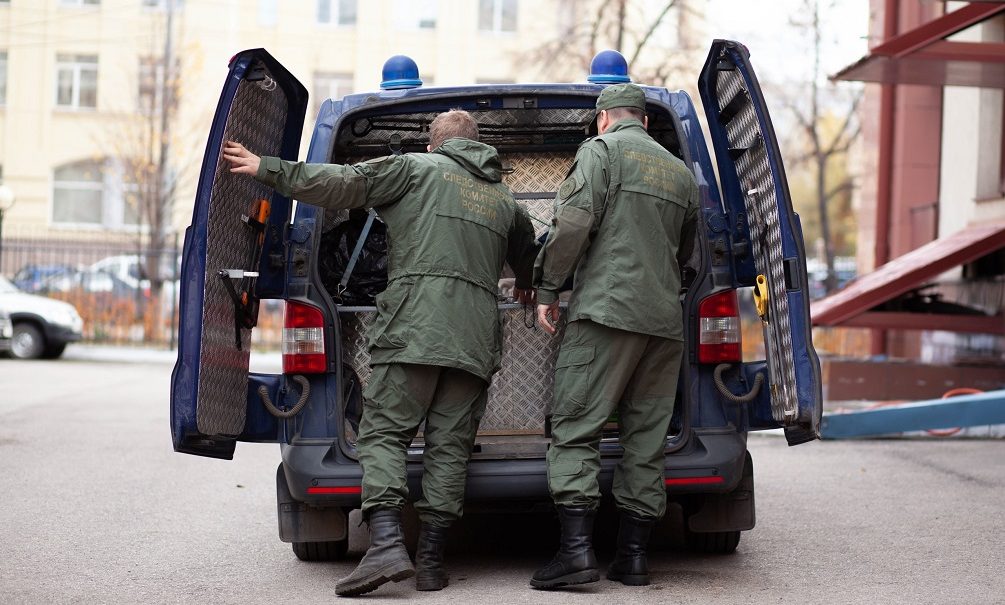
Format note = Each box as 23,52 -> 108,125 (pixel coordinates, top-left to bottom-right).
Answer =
548,319 -> 684,519
358,362 -> 488,527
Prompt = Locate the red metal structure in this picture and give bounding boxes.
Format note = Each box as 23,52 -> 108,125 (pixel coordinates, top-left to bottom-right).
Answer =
811,222 -> 1005,334
821,1 -> 1005,360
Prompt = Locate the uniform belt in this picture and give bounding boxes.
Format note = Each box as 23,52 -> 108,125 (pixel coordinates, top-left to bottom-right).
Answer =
388,267 -> 497,295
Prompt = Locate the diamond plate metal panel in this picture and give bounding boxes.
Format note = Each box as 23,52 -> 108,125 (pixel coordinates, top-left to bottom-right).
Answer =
717,70 -> 799,423
516,197 -> 555,239
501,152 -> 573,193
339,310 -> 376,388
339,307 -> 564,434
197,75 -> 289,436
486,310 -> 565,432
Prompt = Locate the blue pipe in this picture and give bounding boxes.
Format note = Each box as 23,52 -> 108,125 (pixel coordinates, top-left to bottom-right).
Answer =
820,389 -> 1005,439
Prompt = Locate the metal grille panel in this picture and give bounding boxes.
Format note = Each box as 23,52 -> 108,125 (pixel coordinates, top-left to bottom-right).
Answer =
717,69 -> 798,423
339,308 -> 564,433
196,75 -> 288,435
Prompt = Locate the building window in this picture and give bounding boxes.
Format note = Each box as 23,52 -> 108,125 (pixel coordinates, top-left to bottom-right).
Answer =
312,72 -> 353,116
393,0 -> 437,30
141,0 -> 183,8
138,56 -> 178,115
0,51 -> 7,106
317,0 -> 357,26
258,0 -> 278,27
138,57 -> 157,114
479,0 -> 516,33
975,89 -> 1005,201
1000,98 -> 1005,196
53,160 -> 103,225
55,54 -> 98,109
52,159 -> 139,228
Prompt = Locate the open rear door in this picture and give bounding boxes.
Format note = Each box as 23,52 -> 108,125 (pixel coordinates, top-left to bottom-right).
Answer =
170,49 -> 307,459
698,40 -> 822,445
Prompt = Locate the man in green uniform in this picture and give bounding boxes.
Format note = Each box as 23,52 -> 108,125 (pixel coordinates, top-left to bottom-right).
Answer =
223,110 -> 538,597
530,84 -> 699,589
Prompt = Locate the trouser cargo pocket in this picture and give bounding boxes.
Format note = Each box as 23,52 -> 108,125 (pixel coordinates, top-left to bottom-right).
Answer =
552,345 -> 594,416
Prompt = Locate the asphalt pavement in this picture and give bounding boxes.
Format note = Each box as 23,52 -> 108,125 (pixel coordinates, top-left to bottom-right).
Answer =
0,346 -> 1003,604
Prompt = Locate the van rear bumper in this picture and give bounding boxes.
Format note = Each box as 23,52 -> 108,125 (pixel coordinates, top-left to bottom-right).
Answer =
281,430 -> 748,508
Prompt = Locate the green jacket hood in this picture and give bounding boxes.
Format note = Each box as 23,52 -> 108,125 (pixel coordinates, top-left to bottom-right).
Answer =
434,138 -> 503,182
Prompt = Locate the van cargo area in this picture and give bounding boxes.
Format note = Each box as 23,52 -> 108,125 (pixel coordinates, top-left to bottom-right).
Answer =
321,104 -> 687,459
170,45 -> 825,560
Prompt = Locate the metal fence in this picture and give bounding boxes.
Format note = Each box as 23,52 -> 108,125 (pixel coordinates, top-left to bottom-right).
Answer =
0,228 -> 284,349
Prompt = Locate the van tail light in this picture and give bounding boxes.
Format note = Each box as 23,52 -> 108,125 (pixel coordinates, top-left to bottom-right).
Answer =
282,302 -> 327,374
698,290 -> 741,364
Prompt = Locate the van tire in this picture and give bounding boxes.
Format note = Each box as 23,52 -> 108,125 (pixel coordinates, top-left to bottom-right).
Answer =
292,539 -> 349,561
686,530 -> 740,554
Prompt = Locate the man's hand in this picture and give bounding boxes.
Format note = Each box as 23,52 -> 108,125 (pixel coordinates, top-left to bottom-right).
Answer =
223,141 -> 261,176
514,288 -> 536,306
537,301 -> 560,335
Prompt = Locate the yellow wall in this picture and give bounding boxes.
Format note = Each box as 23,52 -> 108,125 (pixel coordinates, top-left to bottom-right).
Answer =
0,0 -> 701,241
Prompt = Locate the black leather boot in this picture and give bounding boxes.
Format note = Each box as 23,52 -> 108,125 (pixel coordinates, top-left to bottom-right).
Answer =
606,510 -> 656,586
334,508 -> 415,597
414,522 -> 450,591
530,506 -> 600,589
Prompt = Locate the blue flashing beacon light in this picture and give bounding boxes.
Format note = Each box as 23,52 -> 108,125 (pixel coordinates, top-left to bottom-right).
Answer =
380,55 -> 423,90
587,49 -> 631,84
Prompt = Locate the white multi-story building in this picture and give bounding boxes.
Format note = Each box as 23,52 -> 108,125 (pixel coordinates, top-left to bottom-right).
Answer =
0,0 -> 703,263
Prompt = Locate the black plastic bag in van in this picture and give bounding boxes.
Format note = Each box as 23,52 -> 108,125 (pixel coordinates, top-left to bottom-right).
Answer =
319,209 -> 388,306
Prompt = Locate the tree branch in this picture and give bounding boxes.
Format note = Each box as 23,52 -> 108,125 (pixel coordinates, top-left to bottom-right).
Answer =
823,91 -> 863,156
628,1 -> 676,69
825,180 -> 855,202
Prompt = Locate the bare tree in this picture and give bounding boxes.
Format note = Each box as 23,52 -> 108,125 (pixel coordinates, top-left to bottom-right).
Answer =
782,0 -> 862,294
100,0 -> 186,342
524,0 -> 704,90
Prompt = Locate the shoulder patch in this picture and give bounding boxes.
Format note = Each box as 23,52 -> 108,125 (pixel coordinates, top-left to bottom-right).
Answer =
558,175 -> 580,200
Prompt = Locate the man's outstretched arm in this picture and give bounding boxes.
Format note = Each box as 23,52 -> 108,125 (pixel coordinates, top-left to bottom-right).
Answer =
222,140 -> 411,210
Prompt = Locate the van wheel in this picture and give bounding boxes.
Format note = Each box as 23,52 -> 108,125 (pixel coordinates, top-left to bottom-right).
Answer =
11,323 -> 45,359
292,539 -> 349,561
686,530 -> 740,554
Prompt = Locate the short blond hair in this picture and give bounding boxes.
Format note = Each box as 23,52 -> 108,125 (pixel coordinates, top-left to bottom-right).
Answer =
429,109 -> 479,150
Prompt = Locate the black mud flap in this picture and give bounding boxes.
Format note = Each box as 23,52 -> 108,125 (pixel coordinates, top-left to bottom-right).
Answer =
688,450 -> 755,533
276,464 -> 348,543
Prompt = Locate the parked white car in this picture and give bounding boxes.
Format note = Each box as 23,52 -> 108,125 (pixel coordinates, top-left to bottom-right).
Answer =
0,307 -> 12,354
88,254 -> 181,294
0,275 -> 83,359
